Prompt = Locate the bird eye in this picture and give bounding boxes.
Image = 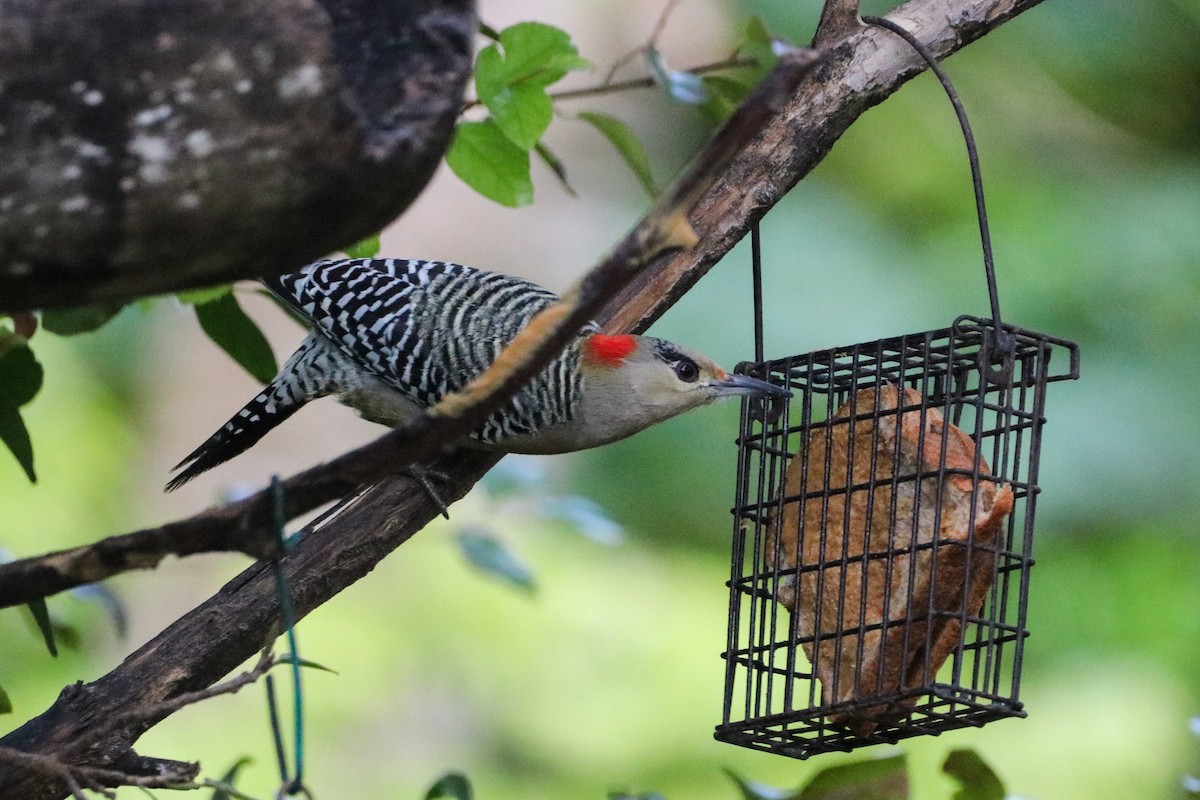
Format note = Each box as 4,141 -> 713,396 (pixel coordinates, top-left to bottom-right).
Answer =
674,359 -> 700,383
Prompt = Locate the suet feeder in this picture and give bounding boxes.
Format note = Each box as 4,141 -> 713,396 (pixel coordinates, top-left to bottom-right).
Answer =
714,18 -> 1080,758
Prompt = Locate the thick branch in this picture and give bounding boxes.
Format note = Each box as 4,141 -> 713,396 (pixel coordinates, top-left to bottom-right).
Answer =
0,0 -> 475,311
0,505 -> 277,608
0,1 -> 1047,796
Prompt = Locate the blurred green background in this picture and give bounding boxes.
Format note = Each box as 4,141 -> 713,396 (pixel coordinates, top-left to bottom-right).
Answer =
3,0 -> 1199,798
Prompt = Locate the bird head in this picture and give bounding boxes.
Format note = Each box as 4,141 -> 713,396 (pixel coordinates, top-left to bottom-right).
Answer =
565,333 -> 790,448
583,333 -> 789,403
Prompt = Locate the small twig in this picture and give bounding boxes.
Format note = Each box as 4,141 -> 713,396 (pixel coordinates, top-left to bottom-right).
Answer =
0,748 -> 262,799
463,54 -> 757,111
0,746 -> 200,797
650,0 -> 685,41
603,0 -> 683,86
550,56 -> 757,103
602,45 -> 644,86
814,0 -> 865,47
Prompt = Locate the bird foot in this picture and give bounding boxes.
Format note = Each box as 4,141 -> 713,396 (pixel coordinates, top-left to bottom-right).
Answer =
400,464 -> 452,519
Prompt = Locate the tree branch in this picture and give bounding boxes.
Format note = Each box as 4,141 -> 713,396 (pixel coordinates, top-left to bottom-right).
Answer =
0,506 -> 278,609
0,647 -> 279,797
0,1 -> 1048,796
0,0 -> 475,311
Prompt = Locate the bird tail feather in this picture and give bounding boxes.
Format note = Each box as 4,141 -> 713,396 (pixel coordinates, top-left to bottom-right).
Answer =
165,384 -> 304,492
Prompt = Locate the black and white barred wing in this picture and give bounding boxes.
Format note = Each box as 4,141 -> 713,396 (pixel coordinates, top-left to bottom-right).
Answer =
168,258 -> 431,490
265,258 -> 435,404
266,258 -> 579,417
270,257 -> 597,442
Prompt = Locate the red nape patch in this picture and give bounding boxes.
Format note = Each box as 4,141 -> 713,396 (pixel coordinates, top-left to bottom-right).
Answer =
585,333 -> 637,366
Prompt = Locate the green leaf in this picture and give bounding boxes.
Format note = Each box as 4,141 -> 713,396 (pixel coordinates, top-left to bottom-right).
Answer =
645,45 -> 708,105
496,22 -> 590,89
487,83 -> 554,150
0,344 -> 43,482
0,681 -> 12,714
194,293 -> 278,383
700,74 -> 753,122
344,233 -> 381,259
942,749 -> 1005,800
0,406 -> 36,482
609,794 -> 665,800
25,598 -> 57,657
744,16 -> 772,45
177,284 -> 234,306
456,527 -> 536,593
50,619 -> 81,651
725,769 -> 801,800
275,654 -> 340,675
210,756 -> 254,800
41,304 -> 125,335
474,44 -> 507,106
577,112 -> 657,197
533,142 -> 576,196
475,24 -> 589,113
426,771 -> 472,800
259,288 -> 310,329
0,344 -> 43,407
799,754 -> 908,800
446,120 -> 533,207
466,22 -> 588,191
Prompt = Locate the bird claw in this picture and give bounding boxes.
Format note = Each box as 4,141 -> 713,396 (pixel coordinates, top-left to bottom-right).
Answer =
399,465 -> 451,519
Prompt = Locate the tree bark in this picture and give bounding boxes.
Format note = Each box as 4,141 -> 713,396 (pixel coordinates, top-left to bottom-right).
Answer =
0,1 -> 1046,796
0,0 -> 475,311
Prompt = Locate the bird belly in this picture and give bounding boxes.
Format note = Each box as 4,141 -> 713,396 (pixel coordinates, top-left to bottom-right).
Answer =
336,374 -> 424,428
490,412 -> 646,455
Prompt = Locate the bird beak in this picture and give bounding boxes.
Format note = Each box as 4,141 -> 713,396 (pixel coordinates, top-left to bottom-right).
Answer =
710,372 -> 792,399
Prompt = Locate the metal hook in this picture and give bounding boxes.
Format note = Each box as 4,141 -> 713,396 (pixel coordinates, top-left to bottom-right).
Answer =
862,15 -> 1014,358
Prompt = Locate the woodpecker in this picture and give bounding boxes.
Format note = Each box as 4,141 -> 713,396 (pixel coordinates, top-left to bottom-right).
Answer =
166,258 -> 789,492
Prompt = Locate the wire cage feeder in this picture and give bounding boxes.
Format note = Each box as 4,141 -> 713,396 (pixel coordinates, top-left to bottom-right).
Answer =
714,18 -> 1080,759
